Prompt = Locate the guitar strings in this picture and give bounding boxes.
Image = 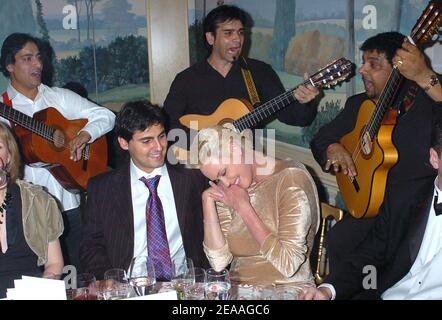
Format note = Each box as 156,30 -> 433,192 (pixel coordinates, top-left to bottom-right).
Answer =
350,70 -> 400,173
0,105 -> 74,149
348,9 -> 429,174
234,60 -> 350,131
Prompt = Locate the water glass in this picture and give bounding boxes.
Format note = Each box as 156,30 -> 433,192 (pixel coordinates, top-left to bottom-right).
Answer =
205,268 -> 231,300
274,286 -> 298,300
171,257 -> 194,300
128,256 -> 156,296
184,267 -> 206,300
102,268 -> 131,300
253,285 -> 277,300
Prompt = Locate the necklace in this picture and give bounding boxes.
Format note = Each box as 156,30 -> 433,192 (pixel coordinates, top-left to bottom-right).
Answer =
0,191 -> 11,224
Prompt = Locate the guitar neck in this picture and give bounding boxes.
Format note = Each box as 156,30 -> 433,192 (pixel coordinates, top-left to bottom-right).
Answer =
0,102 -> 55,142
367,1 -> 442,139
367,69 -> 404,139
232,81 -> 307,132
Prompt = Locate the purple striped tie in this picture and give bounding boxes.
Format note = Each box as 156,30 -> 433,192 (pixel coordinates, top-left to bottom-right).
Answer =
140,175 -> 173,281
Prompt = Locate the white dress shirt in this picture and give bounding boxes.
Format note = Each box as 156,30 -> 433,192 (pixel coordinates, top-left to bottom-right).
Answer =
1,83 -> 115,211
322,178 -> 442,300
130,160 -> 186,266
382,179 -> 442,299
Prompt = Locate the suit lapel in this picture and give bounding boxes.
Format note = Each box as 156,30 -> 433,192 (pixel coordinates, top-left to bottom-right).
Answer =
112,164 -> 135,241
167,164 -> 189,236
408,195 -> 433,264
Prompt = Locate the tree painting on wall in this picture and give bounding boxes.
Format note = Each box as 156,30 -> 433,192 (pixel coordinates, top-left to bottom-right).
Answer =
189,0 -> 433,148
0,0 -> 149,110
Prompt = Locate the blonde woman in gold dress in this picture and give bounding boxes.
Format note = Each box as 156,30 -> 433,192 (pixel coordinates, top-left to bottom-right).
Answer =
188,125 -> 319,293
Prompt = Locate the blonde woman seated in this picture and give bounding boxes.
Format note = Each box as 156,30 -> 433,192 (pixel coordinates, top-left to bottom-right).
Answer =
0,123 -> 64,298
188,125 -> 319,291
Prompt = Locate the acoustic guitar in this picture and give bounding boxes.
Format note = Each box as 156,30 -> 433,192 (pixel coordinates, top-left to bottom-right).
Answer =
336,0 -> 442,219
0,103 -> 108,192
179,57 -> 353,132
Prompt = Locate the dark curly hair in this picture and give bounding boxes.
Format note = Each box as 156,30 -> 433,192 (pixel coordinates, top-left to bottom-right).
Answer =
360,32 -> 406,65
115,100 -> 166,142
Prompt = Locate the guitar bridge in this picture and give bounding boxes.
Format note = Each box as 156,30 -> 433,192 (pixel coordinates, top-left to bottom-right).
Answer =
349,176 -> 360,192
82,145 -> 90,171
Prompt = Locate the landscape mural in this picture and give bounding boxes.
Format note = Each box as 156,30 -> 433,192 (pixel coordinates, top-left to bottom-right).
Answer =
0,0 -> 149,111
190,0 -> 441,148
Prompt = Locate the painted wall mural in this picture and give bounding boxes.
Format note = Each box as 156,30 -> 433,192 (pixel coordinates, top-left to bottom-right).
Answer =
189,0 -> 441,148
0,0 -> 149,110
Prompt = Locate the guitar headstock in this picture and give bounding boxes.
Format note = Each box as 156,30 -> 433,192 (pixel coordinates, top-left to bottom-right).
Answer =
309,57 -> 354,89
410,0 -> 442,46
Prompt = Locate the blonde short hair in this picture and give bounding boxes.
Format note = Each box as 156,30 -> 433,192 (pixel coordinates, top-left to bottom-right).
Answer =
187,124 -> 251,169
0,122 -> 22,183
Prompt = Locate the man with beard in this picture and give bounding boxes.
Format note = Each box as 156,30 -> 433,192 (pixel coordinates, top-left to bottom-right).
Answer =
304,32 -> 442,299
163,5 -> 320,141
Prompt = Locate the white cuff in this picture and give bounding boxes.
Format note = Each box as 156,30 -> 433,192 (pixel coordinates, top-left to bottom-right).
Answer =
318,283 -> 336,300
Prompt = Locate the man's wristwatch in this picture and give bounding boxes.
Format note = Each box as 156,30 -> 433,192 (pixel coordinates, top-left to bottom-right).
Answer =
423,74 -> 440,92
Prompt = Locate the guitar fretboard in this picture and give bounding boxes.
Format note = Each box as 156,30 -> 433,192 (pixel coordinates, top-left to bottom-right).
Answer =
232,58 -> 352,132
0,102 -> 55,143
366,1 -> 441,139
367,69 -> 403,139
233,88 -> 298,132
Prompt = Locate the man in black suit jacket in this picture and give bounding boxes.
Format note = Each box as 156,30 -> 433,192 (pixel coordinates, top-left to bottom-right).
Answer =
80,101 -> 209,279
300,32 -> 442,300
301,116 -> 442,300
309,32 -> 442,275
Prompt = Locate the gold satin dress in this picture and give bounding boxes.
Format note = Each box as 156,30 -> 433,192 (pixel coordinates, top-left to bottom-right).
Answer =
204,159 -> 320,290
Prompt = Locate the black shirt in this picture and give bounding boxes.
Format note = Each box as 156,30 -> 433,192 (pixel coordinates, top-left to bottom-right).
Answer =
163,58 -> 318,133
0,183 -> 41,298
310,77 -> 442,299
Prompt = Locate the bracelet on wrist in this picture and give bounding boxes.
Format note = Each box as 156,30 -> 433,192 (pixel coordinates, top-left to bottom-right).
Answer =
423,73 -> 439,92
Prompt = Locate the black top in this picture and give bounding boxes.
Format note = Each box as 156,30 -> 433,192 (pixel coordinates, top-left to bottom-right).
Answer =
163,58 -> 318,132
0,183 -> 41,298
310,76 -> 442,299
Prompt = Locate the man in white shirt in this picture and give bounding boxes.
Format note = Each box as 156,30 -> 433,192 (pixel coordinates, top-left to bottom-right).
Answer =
0,33 -> 116,272
80,101 -> 209,279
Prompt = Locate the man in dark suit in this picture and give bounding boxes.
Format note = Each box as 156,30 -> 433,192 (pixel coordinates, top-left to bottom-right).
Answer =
301,115 -> 442,299
80,101 -> 209,279
309,32 -> 442,275
300,32 -> 442,300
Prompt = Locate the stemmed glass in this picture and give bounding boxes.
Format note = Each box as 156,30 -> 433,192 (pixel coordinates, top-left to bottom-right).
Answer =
184,267 -> 207,300
171,257 -> 194,300
205,268 -> 231,300
73,273 -> 98,300
128,256 -> 156,296
102,268 -> 131,300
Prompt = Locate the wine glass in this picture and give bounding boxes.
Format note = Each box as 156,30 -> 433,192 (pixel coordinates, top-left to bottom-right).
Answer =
102,268 -> 131,300
171,257 -> 194,300
128,256 -> 156,296
205,268 -> 231,300
184,267 -> 207,300
73,273 -> 98,300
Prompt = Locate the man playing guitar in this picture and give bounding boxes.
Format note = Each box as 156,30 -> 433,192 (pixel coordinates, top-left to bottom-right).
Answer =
310,31 -> 442,286
0,33 -> 115,271
163,4 -> 320,140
